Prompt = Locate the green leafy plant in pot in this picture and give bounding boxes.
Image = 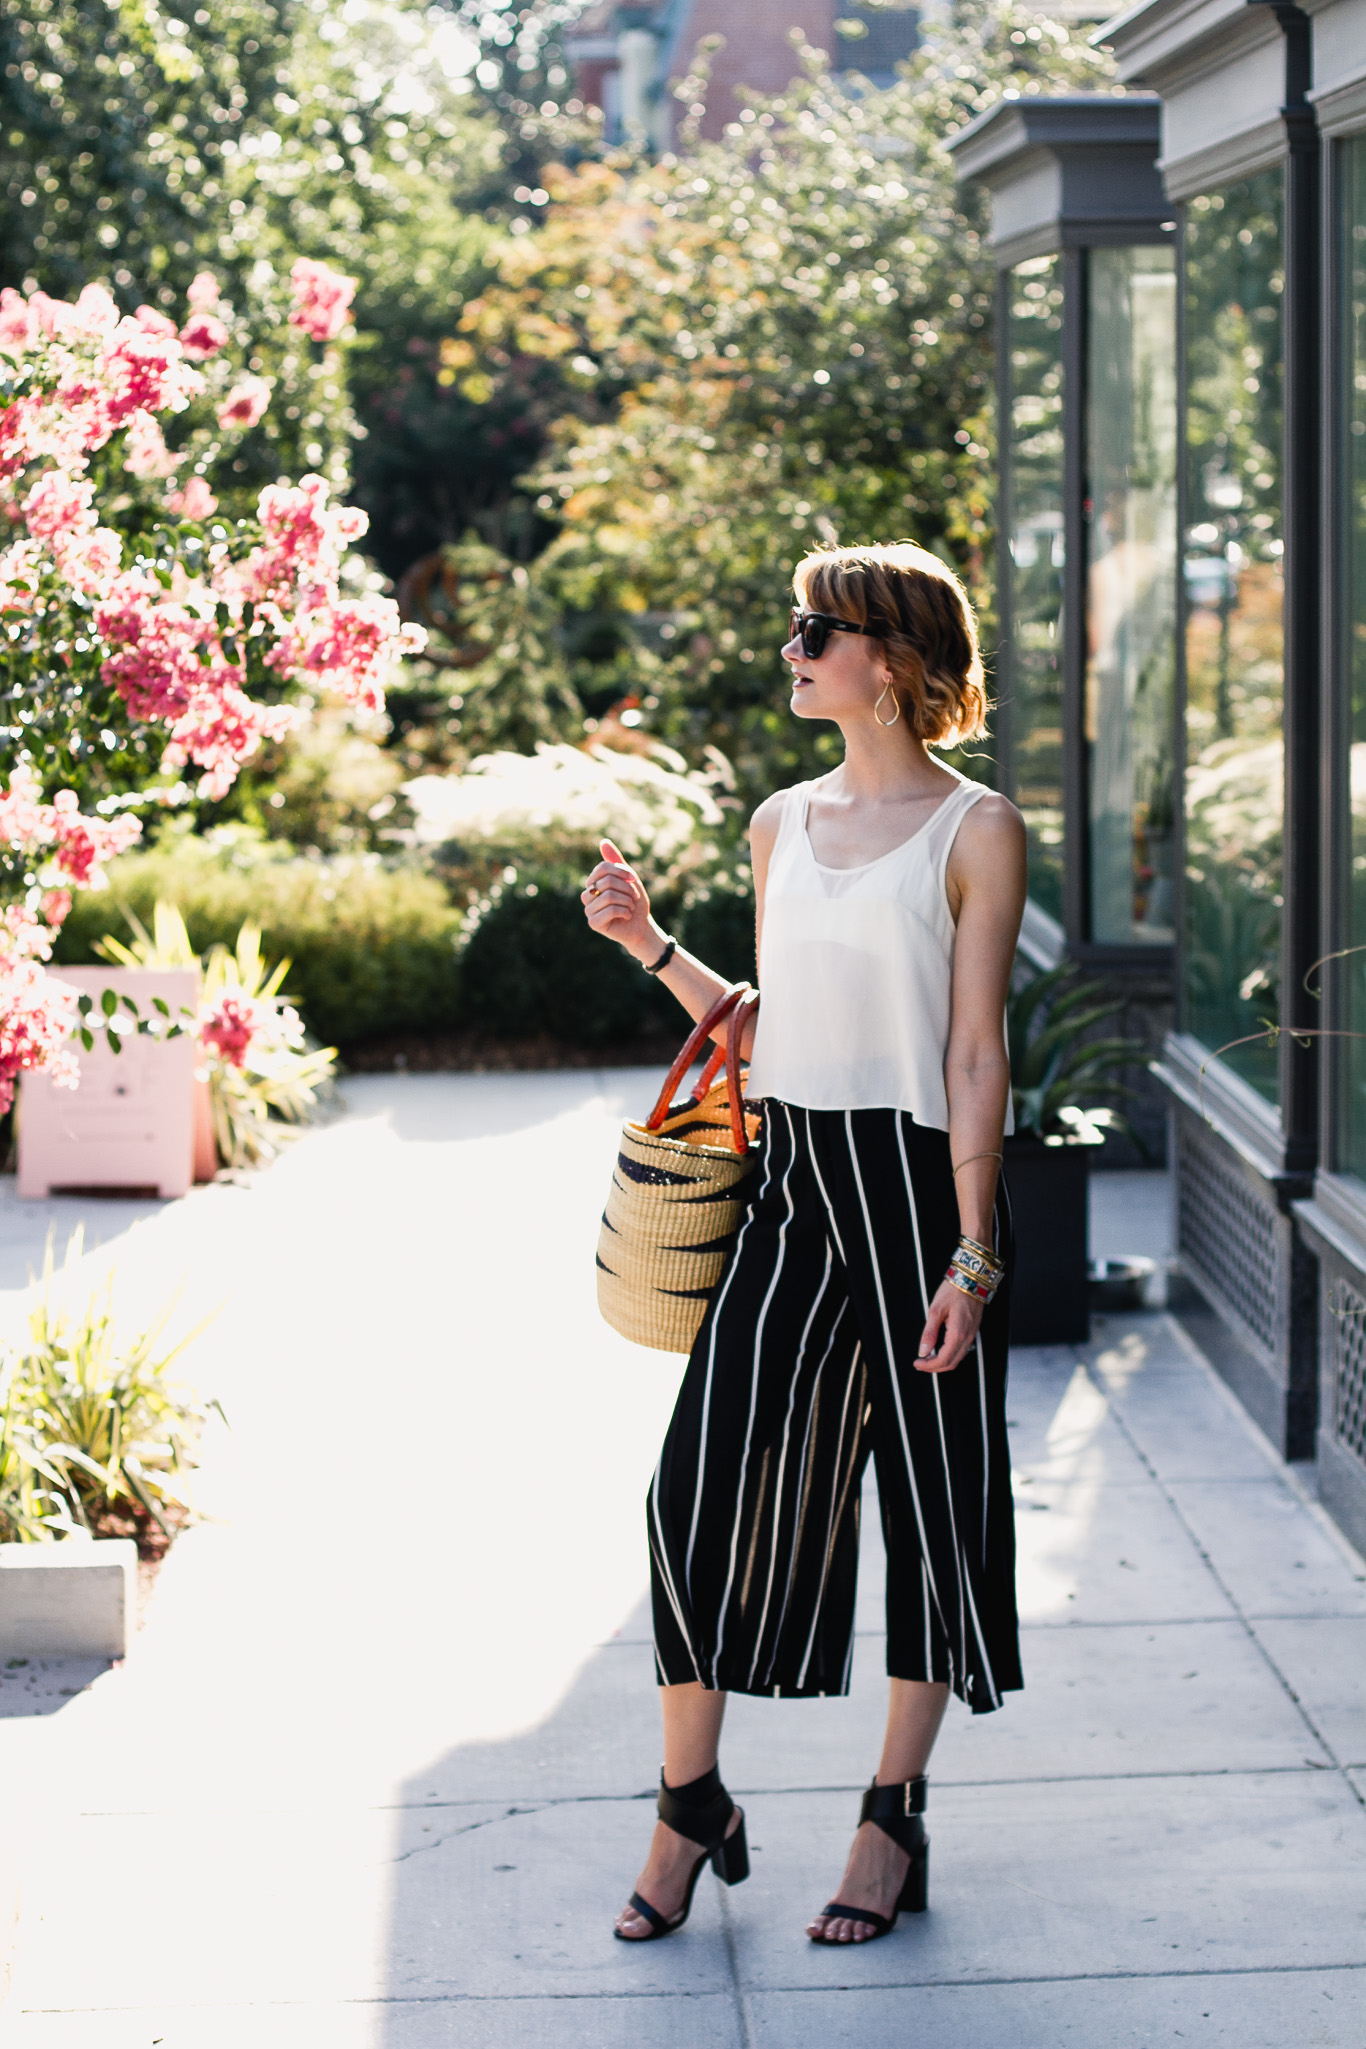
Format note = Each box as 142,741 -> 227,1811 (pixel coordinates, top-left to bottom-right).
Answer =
1004,965 -> 1147,1345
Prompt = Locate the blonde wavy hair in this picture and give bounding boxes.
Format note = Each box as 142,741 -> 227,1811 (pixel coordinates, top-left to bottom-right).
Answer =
793,541 -> 989,746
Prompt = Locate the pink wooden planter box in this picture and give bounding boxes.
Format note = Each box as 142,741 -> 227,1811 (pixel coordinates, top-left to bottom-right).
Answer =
17,967 -> 199,1200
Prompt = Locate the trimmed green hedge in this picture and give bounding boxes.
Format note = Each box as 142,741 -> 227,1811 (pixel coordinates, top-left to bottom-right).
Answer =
461,882 -> 675,1045
55,833 -> 463,1049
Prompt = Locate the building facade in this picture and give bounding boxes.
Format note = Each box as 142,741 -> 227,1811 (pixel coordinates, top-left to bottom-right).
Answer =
947,96 -> 1179,1165
956,1 -> 1366,1551
565,0 -> 920,147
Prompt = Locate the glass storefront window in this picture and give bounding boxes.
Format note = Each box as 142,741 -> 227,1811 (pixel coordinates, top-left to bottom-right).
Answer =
1086,245 -> 1178,945
1008,253 -> 1066,923
1182,172 -> 1284,1102
1341,138 -> 1366,1176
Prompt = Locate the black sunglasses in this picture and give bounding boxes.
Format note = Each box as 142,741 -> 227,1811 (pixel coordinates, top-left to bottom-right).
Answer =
788,609 -> 880,660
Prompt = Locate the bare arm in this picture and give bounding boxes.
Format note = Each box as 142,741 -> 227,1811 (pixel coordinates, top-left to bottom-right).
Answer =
579,795 -> 781,1057
917,793 -> 1027,1375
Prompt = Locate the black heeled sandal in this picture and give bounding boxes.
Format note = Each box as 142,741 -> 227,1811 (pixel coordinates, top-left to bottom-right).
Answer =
615,1768 -> 750,1942
809,1776 -> 929,1944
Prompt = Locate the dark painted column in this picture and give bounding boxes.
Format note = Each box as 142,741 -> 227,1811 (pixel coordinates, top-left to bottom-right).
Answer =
1061,245 -> 1090,946
994,274 -> 1016,803
1271,0 -> 1321,1174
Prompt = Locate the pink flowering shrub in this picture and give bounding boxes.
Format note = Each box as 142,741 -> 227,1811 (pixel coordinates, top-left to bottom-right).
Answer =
0,770 -> 141,1108
216,376 -> 272,431
288,260 -> 356,344
0,266 -> 425,1100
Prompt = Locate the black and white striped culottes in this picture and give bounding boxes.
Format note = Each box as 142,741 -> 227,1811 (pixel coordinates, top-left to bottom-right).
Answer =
648,1103 -> 1022,1714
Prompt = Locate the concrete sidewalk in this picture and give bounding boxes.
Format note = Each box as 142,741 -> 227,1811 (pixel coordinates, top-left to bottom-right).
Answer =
0,1075 -> 1363,2046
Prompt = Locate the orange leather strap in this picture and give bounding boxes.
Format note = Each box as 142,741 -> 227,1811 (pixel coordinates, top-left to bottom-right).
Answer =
645,983 -> 758,1149
724,989 -> 761,1154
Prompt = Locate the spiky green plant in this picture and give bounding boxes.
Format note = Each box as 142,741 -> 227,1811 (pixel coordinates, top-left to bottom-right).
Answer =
0,1349 -> 77,1541
17,1231 -> 221,1541
1008,965 -> 1147,1145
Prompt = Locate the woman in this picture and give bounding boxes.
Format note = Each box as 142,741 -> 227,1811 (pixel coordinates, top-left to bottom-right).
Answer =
582,540 -> 1026,1946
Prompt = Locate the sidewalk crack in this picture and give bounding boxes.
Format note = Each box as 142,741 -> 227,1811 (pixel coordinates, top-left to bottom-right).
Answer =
718,1884 -> 754,2049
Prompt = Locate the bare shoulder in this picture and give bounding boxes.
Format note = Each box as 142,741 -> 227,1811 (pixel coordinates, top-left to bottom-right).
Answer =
954,790 -> 1026,867
948,791 -> 1026,919
749,787 -> 789,852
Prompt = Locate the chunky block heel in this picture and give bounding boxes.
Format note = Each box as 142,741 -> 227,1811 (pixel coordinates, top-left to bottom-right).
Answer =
810,1776 -> 930,1944
712,1811 -> 750,1885
899,1840 -> 929,1915
616,1768 -> 748,1942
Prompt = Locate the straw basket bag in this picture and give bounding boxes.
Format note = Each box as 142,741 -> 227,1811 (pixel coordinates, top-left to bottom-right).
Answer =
596,983 -> 762,1354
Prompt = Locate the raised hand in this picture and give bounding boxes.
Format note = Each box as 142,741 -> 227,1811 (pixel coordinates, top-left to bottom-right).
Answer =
581,838 -> 660,962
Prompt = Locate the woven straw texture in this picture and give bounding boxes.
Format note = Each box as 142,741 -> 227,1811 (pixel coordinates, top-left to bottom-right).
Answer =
597,1079 -> 760,1354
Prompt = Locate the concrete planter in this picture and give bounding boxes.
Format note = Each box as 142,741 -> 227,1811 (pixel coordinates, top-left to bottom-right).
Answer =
0,1539 -> 136,1658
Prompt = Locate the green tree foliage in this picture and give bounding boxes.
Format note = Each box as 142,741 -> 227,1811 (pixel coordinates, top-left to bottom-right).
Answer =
0,0 -> 593,564
423,3 -> 1115,807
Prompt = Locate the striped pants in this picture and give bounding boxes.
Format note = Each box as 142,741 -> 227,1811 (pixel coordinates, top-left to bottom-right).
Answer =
649,1103 -> 1021,1714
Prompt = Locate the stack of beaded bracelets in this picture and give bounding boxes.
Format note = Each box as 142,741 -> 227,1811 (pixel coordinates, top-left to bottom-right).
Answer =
945,1234 -> 1005,1305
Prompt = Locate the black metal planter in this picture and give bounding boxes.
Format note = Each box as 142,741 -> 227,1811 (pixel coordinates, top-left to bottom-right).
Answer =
1002,1134 -> 1097,1345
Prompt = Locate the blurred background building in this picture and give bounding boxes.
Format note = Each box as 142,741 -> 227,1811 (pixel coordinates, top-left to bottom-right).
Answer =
564,0 -> 922,146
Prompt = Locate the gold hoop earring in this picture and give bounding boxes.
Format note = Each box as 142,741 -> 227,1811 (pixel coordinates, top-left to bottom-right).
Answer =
874,679 -> 901,728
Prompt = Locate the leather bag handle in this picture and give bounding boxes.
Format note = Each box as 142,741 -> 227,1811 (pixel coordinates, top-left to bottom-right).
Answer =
724,988 -> 761,1154
690,1041 -> 727,1103
645,982 -> 756,1140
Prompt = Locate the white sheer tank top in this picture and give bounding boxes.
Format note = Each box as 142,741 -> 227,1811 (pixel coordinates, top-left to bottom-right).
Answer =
745,769 -> 1011,1131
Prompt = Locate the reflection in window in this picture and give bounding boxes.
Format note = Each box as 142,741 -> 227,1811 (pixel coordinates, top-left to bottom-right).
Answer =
1183,173 -> 1284,1102
1008,254 -> 1065,923
1342,140 -> 1366,1176
1086,245 -> 1178,945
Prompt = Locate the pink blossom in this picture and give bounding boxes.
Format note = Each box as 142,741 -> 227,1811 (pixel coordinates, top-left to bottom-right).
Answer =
134,305 -> 178,339
22,468 -> 97,541
179,312 -> 228,360
0,289 -> 36,353
122,409 -> 178,479
168,475 -> 218,519
0,538 -> 43,609
98,319 -> 201,428
42,889 -> 71,929
0,769 -> 48,848
288,259 -> 357,343
238,474 -> 367,608
71,285 -> 121,338
272,596 -> 425,713
187,272 -> 221,313
216,375 -> 272,431
29,291 -> 84,341
52,525 -> 122,597
0,398 -> 36,482
0,958 -> 80,1111
0,767 -> 140,889
46,789 -> 141,886
160,685 -> 300,798
33,381 -> 110,464
95,587 -> 218,723
94,582 -> 304,793
199,991 -> 263,1069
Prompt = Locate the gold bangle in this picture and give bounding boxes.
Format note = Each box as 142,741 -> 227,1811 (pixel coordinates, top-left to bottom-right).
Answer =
951,1151 -> 1003,1177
